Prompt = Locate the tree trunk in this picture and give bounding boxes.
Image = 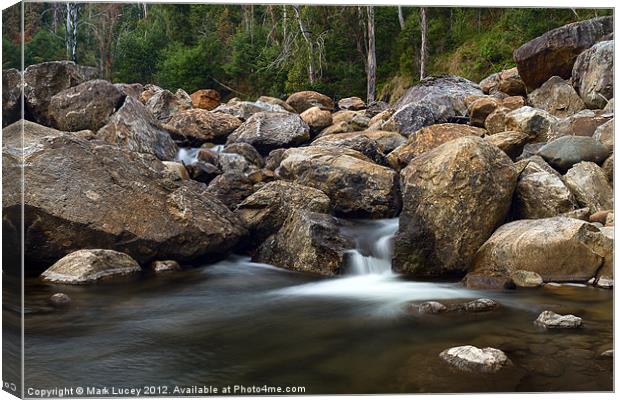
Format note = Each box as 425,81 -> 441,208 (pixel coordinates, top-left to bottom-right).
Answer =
292,5 -> 314,85
398,6 -> 405,30
65,3 -> 79,63
282,5 -> 287,41
419,7 -> 427,81
367,7 -> 376,103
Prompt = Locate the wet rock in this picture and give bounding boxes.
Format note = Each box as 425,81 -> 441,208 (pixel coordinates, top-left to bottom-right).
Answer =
538,136 -> 610,173
510,270 -> 544,287
236,180 -> 331,247
186,161 -> 221,184
600,349 -> 613,358
2,68 -> 22,127
150,260 -> 182,273
97,96 -> 178,160
286,90 -> 334,113
196,147 -> 220,165
394,136 -> 516,277
164,109 -> 242,146
338,97 -> 366,110
572,40 -> 613,109
527,76 -> 585,118
467,217 -> 605,283
535,310 -> 582,329
41,249 -> 142,284
190,89 -> 220,110
513,167 -> 578,219
480,67 -> 527,96
514,16 -> 613,91
254,210 -> 351,276
387,123 -> 486,171
145,88 -> 192,122
278,146 -> 400,218
23,61 -> 90,125
564,161 -> 613,213
48,79 -> 124,132
464,298 -> 499,312
418,301 -> 447,314
226,112 -> 310,155
547,109 -> 609,141
462,273 -> 515,290
300,106 -> 333,132
49,293 -> 72,308
162,161 -> 190,180
504,106 -> 558,142
206,171 -> 255,209
2,122 -> 246,273
468,97 -> 499,127
485,130 -> 529,160
439,346 -> 511,373
593,119 -> 613,150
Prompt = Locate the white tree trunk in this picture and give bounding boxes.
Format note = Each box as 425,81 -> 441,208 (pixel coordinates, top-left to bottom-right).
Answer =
293,5 -> 315,85
65,3 -> 79,63
398,6 -> 405,30
420,7 -> 427,80
367,6 -> 376,103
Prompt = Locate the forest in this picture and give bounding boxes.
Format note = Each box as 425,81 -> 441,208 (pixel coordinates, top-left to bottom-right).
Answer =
2,3 -> 611,101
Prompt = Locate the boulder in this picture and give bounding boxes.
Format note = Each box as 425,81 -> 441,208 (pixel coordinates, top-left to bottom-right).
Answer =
364,100 -> 390,117
504,106 -> 559,142
605,212 -> 614,226
484,106 -> 509,134
149,260 -> 182,273
286,90 -> 334,113
2,69 -> 21,127
516,155 -> 561,177
145,88 -> 192,122
311,131 -> 387,165
114,83 -> 143,99
417,301 -> 448,314
537,136 -> 610,172
593,119 -> 613,150
338,96 -> 366,110
314,130 -> 406,160
535,311 -> 582,329
485,130 -> 529,160
226,111 -> 310,155
164,109 -> 242,146
162,161 -> 190,180
564,161 -> 613,213
394,136 -> 517,277
513,169 -> 577,219
387,123 -> 486,171
514,16 -> 613,91
602,154 -> 613,184
300,106 -> 333,132
265,148 -> 287,171
222,142 -> 264,168
469,97 -> 499,127
593,226 -> 613,288
190,89 -> 220,110
254,210 -> 351,276
97,96 -> 178,160
213,100 -> 290,121
439,346 -> 511,373
332,110 -> 359,125
572,40 -> 613,109
23,61 -> 90,125
589,210 -> 612,224
139,84 -> 163,104
547,109 -> 609,141
236,180 -> 331,246
501,96 -> 526,111
511,270 -> 544,287
319,114 -> 370,136
480,67 -> 527,96
186,161 -> 221,184
278,146 -> 400,218
257,96 -> 296,113
206,171 -> 255,209
463,298 -> 499,312
2,122 -> 245,274
467,217 -> 605,283
527,76 -> 585,118
217,151 -> 255,175
48,79 -> 124,132
41,249 -> 141,284
603,98 -> 614,114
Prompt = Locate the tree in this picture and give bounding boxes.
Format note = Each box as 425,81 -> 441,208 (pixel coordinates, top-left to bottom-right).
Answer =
292,5 -> 315,85
65,3 -> 79,62
85,3 -> 123,80
419,7 -> 427,80
398,6 -> 405,30
366,6 -> 376,102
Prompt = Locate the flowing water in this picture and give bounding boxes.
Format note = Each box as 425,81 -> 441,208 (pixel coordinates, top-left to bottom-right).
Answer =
20,218 -> 613,394
175,145 -> 224,165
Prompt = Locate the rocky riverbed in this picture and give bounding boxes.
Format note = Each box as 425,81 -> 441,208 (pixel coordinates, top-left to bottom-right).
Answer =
2,15 -> 614,393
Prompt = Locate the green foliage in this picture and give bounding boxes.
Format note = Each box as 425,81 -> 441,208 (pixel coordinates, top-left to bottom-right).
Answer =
24,29 -> 65,66
2,37 -> 20,69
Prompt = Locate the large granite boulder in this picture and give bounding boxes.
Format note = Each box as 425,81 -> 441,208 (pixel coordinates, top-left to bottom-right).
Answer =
300,106 -> 333,132
213,100 -> 290,121
338,97 -> 366,110
311,131 -> 387,165
527,76 -> 585,118
190,89 -> 220,110
226,111 -> 310,155
48,79 -> 124,132
468,97 -> 499,127
254,210 -> 351,276
387,123 -> 486,171
205,171 -> 255,209
286,90 -> 334,113
236,180 -> 331,247
479,67 -> 527,96
514,16 -> 613,91
466,217 -> 605,283
97,96 -> 178,160
314,130 -> 406,159
145,88 -> 192,122
41,249 -> 141,284
394,136 -> 517,277
2,121 -> 246,274
163,109 -> 242,146
23,61 -> 90,125
537,136 -> 610,172
2,69 -> 21,127
564,161 -> 614,213
504,106 -> 559,142
278,146 -> 400,218
572,40 -> 613,109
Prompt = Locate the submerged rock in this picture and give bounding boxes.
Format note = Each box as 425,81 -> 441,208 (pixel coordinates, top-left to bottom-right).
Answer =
535,311 -> 582,329
463,298 -> 499,312
150,260 -> 182,273
41,249 -> 142,284
418,301 -> 448,314
439,345 -> 511,373
49,293 -> 72,308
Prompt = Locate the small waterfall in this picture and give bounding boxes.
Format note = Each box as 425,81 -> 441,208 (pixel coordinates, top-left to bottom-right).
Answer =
175,145 -> 225,165
344,218 -> 399,275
